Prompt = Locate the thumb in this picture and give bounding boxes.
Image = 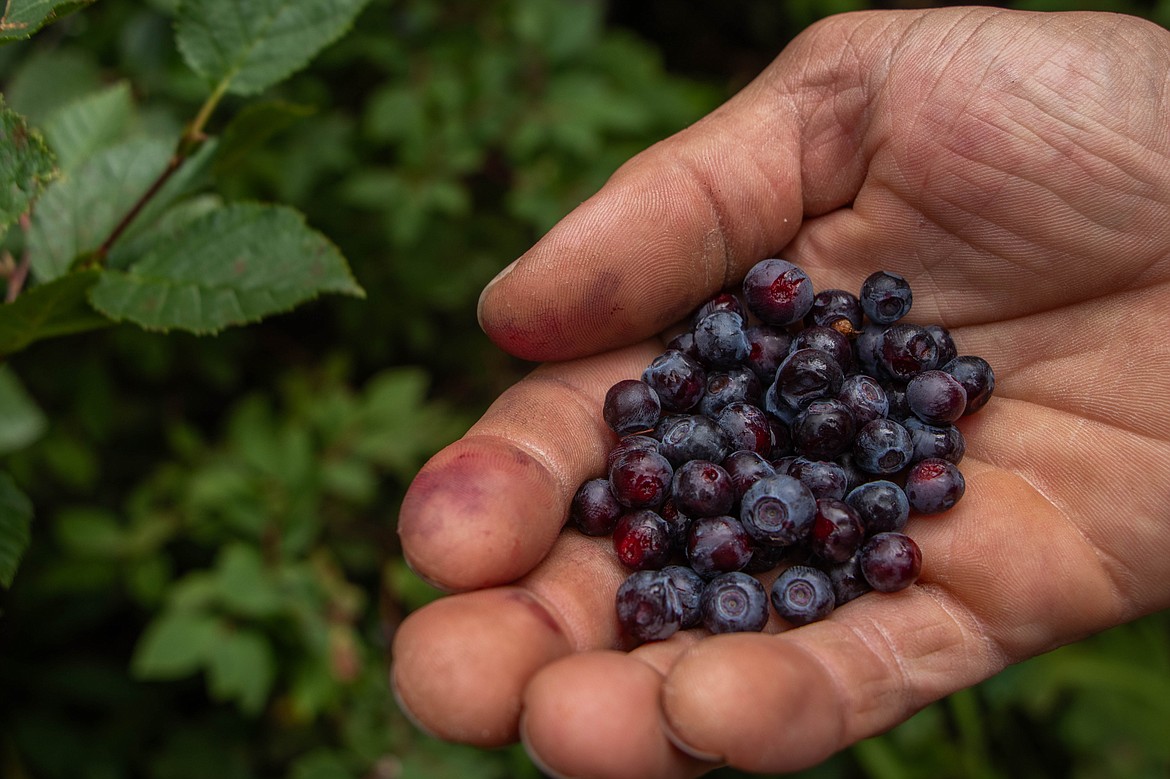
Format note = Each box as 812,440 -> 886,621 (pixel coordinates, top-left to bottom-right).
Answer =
476,10 -> 896,362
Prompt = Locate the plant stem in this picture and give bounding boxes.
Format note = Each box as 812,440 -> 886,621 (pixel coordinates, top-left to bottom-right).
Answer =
92,78 -> 231,265
4,214 -> 32,303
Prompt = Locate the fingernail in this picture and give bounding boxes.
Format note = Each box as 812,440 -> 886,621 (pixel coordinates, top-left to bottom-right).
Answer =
477,258 -> 519,330
519,713 -> 579,779
661,714 -> 725,764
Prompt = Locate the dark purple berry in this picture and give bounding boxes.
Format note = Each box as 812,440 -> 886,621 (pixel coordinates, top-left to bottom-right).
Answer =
738,473 -> 816,547
667,331 -> 701,361
657,498 -> 693,555
904,417 -> 966,464
742,258 -> 814,326
810,498 -> 865,563
855,324 -> 887,379
642,349 -> 707,412
853,418 -> 915,475
837,374 -> 889,427
609,448 -> 673,509
744,325 -> 792,384
786,457 -> 848,501
790,325 -> 853,374
942,355 -> 995,415
845,480 -> 910,535
859,532 -> 922,592
613,510 -> 673,570
925,324 -> 958,366
806,288 -> 864,331
694,310 -> 750,369
792,398 -> 856,460
721,450 -> 777,503
616,569 -> 683,643
771,455 -> 798,476
687,515 -> 754,579
671,460 -> 735,518
570,478 -> 624,536
905,458 -> 966,514
656,414 -> 731,466
715,401 -> 774,455
826,553 -> 872,606
606,434 -> 660,473
693,291 -> 748,327
701,571 -> 769,633
878,323 -> 939,381
698,368 -> 763,417
769,418 -> 794,458
742,540 -> 791,573
860,270 -> 912,325
836,453 -> 869,493
885,384 -> 911,421
770,565 -> 835,625
603,379 -> 661,435
907,369 -> 968,425
769,348 -> 845,414
663,564 -> 706,628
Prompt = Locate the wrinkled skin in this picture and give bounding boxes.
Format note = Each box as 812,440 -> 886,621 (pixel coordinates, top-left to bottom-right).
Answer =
391,8 -> 1170,778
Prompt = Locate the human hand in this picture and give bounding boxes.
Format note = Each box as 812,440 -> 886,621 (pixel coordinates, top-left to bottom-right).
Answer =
390,7 -> 1170,778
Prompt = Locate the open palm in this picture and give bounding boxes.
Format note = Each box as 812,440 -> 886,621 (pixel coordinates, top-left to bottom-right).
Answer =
391,8 -> 1170,778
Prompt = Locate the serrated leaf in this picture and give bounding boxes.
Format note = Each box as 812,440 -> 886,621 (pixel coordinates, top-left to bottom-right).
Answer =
0,269 -> 111,357
131,609 -> 222,678
0,471 -> 34,587
0,365 -> 47,454
1,96 -> 56,232
26,137 -> 173,281
207,626 -> 275,714
175,0 -> 372,96
0,0 -> 94,44
41,82 -> 136,170
105,193 -> 223,270
89,202 -> 364,335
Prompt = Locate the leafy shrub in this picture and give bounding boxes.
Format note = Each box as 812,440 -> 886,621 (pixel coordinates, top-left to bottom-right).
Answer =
2,1 -> 1168,778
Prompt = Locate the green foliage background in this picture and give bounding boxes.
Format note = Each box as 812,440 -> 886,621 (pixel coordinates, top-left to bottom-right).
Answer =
2,1 -> 1169,777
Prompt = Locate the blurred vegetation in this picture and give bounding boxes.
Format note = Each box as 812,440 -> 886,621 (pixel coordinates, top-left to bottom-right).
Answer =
1,1 -> 1169,778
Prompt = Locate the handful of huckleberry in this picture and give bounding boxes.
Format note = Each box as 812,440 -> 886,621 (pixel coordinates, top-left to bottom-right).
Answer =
569,259 -> 995,644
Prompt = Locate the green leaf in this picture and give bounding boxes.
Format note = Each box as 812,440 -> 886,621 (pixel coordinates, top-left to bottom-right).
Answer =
0,471 -> 33,587
212,542 -> 283,618
53,507 -> 126,557
1,48 -> 104,124
175,0 -> 373,96
0,96 -> 56,232
89,202 -> 365,335
131,609 -> 222,679
113,137 -> 220,250
0,270 -> 111,357
206,626 -> 275,714
27,137 -> 173,281
0,0 -> 94,44
214,99 -> 316,174
0,365 -> 47,454
41,82 -> 136,171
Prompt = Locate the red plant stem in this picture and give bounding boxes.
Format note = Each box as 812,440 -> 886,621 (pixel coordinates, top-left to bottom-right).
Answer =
92,152 -> 184,264
4,213 -> 32,303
